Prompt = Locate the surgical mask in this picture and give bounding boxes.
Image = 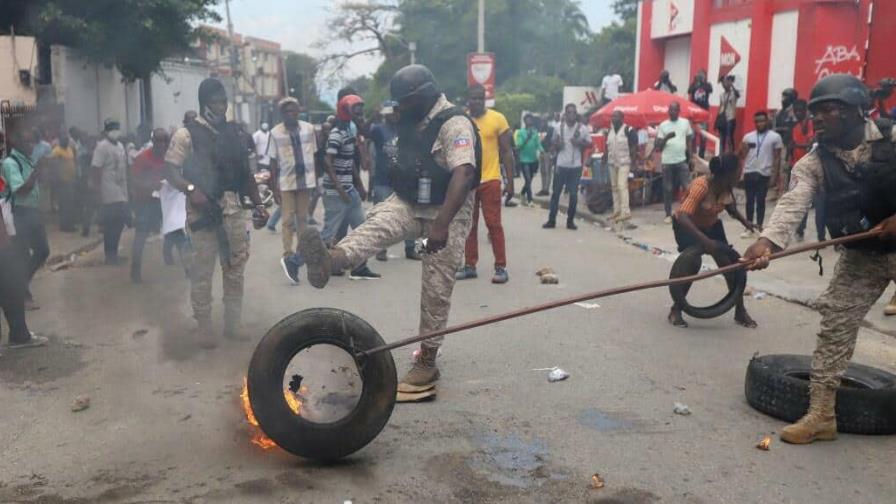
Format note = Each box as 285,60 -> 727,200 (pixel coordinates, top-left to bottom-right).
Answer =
107,130 -> 122,142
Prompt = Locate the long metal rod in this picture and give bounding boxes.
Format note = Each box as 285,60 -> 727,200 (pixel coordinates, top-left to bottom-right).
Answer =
359,230 -> 883,358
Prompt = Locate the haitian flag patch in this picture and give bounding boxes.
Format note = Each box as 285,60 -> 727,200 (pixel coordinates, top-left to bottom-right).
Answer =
453,137 -> 472,149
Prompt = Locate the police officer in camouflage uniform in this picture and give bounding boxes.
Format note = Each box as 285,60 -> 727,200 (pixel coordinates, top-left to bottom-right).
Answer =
744,74 -> 896,444
165,78 -> 269,349
300,65 -> 481,399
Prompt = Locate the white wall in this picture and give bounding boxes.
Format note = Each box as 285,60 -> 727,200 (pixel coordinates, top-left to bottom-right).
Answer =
708,20 -> 752,107
0,35 -> 38,106
152,60 -> 209,131
767,10 -> 799,109
51,45 -> 141,134
664,36 -> 691,96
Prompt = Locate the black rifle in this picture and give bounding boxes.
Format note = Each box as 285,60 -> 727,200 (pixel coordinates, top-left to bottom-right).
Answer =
188,186 -> 232,267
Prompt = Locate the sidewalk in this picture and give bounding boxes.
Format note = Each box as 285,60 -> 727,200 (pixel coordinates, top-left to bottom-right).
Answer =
39,212 -> 104,268
532,185 -> 896,337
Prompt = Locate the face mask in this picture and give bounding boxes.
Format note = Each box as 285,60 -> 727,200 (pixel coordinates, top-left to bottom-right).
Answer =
203,108 -> 224,125
108,130 -> 122,142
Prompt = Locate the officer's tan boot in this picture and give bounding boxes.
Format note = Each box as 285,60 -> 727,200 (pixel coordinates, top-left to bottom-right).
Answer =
884,293 -> 896,316
780,383 -> 837,444
397,345 -> 440,393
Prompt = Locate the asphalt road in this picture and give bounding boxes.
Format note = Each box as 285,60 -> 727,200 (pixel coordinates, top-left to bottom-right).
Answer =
1,202 -> 895,503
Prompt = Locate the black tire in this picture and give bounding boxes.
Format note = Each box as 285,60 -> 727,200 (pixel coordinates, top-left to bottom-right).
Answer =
247,308 -> 397,461
745,354 -> 896,434
668,245 -> 746,319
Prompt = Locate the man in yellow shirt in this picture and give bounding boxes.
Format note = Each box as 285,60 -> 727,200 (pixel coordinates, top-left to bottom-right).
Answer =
456,85 -> 515,284
50,133 -> 78,232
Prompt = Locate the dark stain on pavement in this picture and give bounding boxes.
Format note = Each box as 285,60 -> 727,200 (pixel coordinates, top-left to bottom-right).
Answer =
578,408 -> 630,432
0,338 -> 86,384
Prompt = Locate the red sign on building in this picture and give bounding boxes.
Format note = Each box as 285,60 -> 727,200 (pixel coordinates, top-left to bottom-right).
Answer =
718,36 -> 741,80
467,53 -> 496,100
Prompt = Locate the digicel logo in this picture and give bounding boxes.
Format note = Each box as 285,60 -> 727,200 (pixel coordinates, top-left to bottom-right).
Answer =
719,35 -> 741,78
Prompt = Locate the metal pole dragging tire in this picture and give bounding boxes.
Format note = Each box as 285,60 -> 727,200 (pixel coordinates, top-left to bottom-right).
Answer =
247,230 -> 882,461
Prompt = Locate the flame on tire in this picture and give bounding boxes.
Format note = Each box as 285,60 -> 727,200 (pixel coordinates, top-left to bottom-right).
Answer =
240,377 -> 304,450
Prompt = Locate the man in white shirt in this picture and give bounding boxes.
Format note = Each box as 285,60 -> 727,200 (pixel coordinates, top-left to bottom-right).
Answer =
737,110 -> 783,237
655,102 -> 693,223
544,104 -> 591,230
600,74 -> 623,105
252,122 -> 271,172
269,99 -> 318,284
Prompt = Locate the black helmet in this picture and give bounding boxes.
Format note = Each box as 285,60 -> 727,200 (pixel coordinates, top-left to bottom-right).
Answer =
808,74 -> 870,109
390,64 -> 441,102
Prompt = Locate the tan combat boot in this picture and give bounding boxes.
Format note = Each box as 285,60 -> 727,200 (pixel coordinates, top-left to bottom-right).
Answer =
780,384 -> 837,444
884,293 -> 896,316
398,345 -> 440,393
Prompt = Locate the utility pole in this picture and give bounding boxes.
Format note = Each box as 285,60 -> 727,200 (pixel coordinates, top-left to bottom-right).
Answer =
224,0 -> 241,122
477,0 -> 485,53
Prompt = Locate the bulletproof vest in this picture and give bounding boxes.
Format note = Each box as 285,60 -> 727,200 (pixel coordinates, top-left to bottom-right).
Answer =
391,106 -> 482,206
819,118 -> 896,252
184,121 -> 249,199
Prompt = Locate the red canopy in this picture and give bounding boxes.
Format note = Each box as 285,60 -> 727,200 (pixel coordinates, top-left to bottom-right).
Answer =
589,89 -> 710,129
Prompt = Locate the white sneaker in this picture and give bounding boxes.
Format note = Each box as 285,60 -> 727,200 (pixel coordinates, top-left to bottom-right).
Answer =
740,230 -> 755,239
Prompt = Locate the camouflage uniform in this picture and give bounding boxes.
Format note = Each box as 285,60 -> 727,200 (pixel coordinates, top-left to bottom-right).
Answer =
334,95 -> 476,349
166,118 -> 251,328
761,120 -> 896,388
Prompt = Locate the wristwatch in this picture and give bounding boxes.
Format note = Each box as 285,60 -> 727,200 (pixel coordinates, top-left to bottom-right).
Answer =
185,183 -> 195,194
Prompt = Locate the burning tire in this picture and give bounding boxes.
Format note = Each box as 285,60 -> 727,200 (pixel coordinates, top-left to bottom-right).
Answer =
668,245 -> 746,319
745,354 -> 896,434
247,308 -> 397,461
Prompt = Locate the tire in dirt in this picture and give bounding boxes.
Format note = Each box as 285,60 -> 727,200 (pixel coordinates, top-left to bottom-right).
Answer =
668,245 -> 746,319
744,354 -> 896,435
247,308 -> 397,460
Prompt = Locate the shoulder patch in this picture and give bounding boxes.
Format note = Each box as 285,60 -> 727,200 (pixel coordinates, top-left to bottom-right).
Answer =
453,137 -> 472,149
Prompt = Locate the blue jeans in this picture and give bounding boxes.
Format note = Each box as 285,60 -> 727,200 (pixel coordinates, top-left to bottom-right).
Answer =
374,184 -> 415,253
266,206 -> 281,229
548,166 -> 582,223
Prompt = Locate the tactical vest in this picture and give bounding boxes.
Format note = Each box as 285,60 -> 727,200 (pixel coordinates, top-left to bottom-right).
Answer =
184,121 -> 249,200
390,106 -> 482,206
819,118 -> 896,252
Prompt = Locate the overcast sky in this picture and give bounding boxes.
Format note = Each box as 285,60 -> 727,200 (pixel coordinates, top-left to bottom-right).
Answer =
214,0 -> 619,101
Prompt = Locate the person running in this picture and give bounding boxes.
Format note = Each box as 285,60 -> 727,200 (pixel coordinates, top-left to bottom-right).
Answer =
514,114 -> 543,206
129,129 -> 170,283
670,153 -> 759,328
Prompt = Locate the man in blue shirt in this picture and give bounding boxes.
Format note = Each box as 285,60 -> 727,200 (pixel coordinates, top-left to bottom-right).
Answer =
1,129 -> 50,311
369,101 -> 421,261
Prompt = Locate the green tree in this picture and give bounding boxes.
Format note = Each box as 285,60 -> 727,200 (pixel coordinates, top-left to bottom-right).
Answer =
5,0 -> 220,81
612,0 -> 639,21
283,51 -> 330,111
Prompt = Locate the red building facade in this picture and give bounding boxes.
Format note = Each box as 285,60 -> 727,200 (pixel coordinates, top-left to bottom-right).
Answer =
635,0 -> 896,138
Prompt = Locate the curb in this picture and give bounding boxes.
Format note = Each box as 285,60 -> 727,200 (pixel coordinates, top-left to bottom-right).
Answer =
529,193 -> 896,338
45,237 -> 104,268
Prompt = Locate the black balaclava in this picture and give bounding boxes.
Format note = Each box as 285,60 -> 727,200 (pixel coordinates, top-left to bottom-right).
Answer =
198,78 -> 227,125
